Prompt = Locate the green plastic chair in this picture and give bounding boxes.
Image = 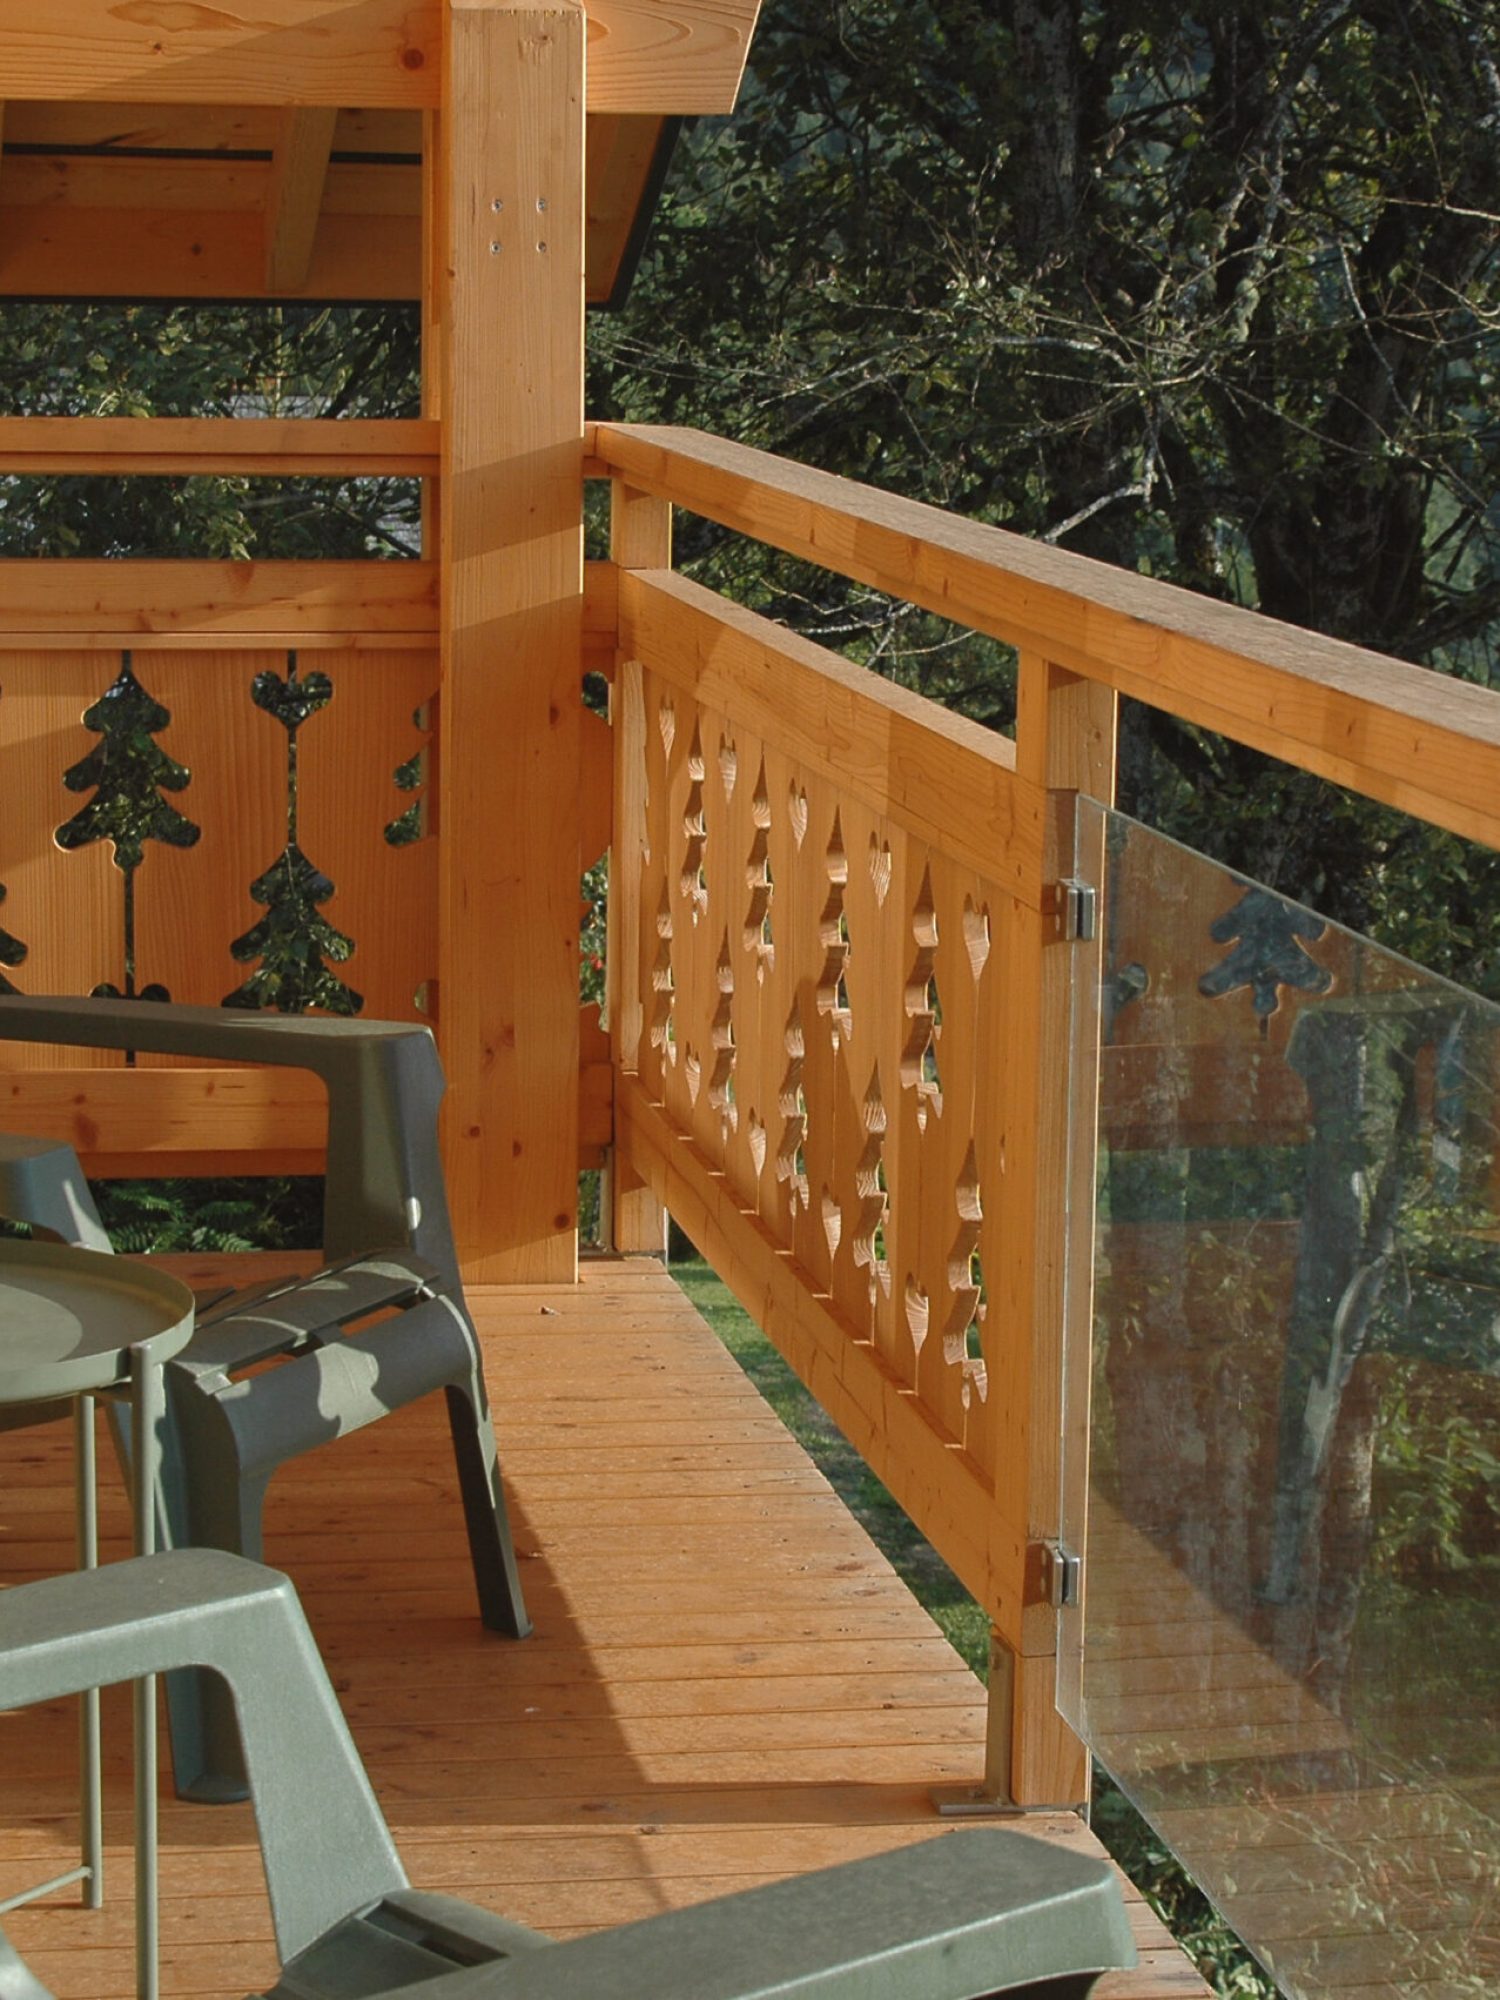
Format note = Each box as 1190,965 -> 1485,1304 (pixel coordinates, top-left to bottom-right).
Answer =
0,996 -> 531,1806
0,1549 -> 1136,2000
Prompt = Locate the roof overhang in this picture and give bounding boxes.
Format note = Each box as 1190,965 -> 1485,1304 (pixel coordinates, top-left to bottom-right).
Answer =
0,2 -> 758,302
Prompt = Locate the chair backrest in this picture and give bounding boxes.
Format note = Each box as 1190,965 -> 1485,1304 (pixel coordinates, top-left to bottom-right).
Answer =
0,997 -> 459,1278
0,1549 -> 407,1964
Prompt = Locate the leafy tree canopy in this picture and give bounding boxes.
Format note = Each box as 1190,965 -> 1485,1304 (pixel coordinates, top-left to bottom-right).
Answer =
0,302 -> 420,559
591,0 -> 1500,974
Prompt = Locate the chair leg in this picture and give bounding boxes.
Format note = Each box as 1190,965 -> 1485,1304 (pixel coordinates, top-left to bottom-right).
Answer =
443,1371 -> 532,1639
106,1387 -> 256,1803
161,1458 -> 272,1805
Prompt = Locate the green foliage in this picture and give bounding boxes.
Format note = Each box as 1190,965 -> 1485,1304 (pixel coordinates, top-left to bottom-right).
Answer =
223,842 -> 362,1015
56,656 -> 200,876
581,855 -> 609,1010
593,0 -> 1500,969
1371,1357 -> 1500,1587
0,301 -> 421,560
91,1175 -> 323,1255
1092,1779 -> 1275,1997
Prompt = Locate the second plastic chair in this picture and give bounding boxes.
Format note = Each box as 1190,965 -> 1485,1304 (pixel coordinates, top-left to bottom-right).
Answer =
0,996 -> 531,1804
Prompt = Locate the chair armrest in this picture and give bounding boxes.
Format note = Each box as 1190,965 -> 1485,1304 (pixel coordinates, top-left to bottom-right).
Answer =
0,1551 -> 406,1964
0,1925 -> 56,2000
359,1829 -> 1136,2000
0,996 -> 456,1275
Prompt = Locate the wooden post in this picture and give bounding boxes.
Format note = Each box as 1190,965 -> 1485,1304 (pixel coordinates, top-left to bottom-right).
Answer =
434,0 -> 586,1280
1000,651 -> 1116,1807
263,108 -> 337,292
607,480 -> 670,1253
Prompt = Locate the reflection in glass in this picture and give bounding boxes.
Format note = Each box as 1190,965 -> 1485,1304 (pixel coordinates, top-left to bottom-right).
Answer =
1067,803 -> 1500,1999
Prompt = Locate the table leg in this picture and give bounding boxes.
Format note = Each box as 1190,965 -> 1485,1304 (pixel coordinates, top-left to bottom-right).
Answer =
130,1347 -> 161,2000
76,1393 -> 103,1911
0,1392 -> 105,1922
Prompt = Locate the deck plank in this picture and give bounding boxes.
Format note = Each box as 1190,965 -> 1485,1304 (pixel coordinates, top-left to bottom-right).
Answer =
1,1256 -> 1206,1998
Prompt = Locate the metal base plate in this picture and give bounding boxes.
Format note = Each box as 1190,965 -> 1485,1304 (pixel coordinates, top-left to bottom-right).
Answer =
931,1783 -> 1086,1819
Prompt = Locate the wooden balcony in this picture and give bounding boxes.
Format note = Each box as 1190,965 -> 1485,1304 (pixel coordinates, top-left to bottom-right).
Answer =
1,9 -> 1493,1995
0,1258 -> 1206,1999
0,410 -> 1495,1995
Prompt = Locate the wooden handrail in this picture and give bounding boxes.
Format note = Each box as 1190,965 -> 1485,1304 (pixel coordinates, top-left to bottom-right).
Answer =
0,559 -> 616,652
0,417 -> 439,478
0,559 -> 439,647
595,422 -> 1500,852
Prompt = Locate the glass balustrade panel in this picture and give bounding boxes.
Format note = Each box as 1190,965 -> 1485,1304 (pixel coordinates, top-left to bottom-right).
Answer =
1061,799 -> 1500,2000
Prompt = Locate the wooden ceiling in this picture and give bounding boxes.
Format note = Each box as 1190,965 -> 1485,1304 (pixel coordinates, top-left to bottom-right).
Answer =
0,103 -> 671,303
0,1 -> 763,303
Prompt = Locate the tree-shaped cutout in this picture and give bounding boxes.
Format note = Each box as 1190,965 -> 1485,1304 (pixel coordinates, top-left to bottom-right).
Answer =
0,884 -> 26,996
55,651 -> 200,1000
223,653 -> 362,1015
384,704 -> 429,848
1199,884 -> 1333,1018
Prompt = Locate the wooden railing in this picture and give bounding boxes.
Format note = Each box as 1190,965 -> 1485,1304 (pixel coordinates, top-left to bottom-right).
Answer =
0,418 -> 615,1183
593,421 -> 1500,1806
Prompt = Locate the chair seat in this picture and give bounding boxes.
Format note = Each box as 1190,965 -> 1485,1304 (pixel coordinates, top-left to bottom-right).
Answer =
262,1892 -> 550,2000
159,1250 -> 531,1802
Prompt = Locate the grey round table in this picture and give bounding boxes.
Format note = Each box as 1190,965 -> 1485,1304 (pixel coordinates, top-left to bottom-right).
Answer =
0,1238 -> 193,2000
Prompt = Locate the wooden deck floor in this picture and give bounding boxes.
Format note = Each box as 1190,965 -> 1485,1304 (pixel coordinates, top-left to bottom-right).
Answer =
1,1256 -> 1206,1998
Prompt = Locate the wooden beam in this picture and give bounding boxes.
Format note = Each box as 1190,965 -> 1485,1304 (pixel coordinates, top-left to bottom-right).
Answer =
0,418 -> 439,478
991,656 -> 1116,1806
263,107 -> 338,292
0,192 -> 420,302
0,1049 -> 611,1178
606,481 -> 671,1255
0,1067 -> 326,1176
0,2 -> 440,110
0,560 -> 437,644
584,114 -> 664,302
0,102 -> 419,153
595,424 -> 1500,853
436,0 -> 586,1281
617,568 -> 1044,902
0,1 -> 760,114
582,0 -> 761,114
0,136 -> 654,302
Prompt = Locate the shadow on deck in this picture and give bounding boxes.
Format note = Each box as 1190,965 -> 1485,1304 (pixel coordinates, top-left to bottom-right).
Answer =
1,1256 -> 1205,1998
